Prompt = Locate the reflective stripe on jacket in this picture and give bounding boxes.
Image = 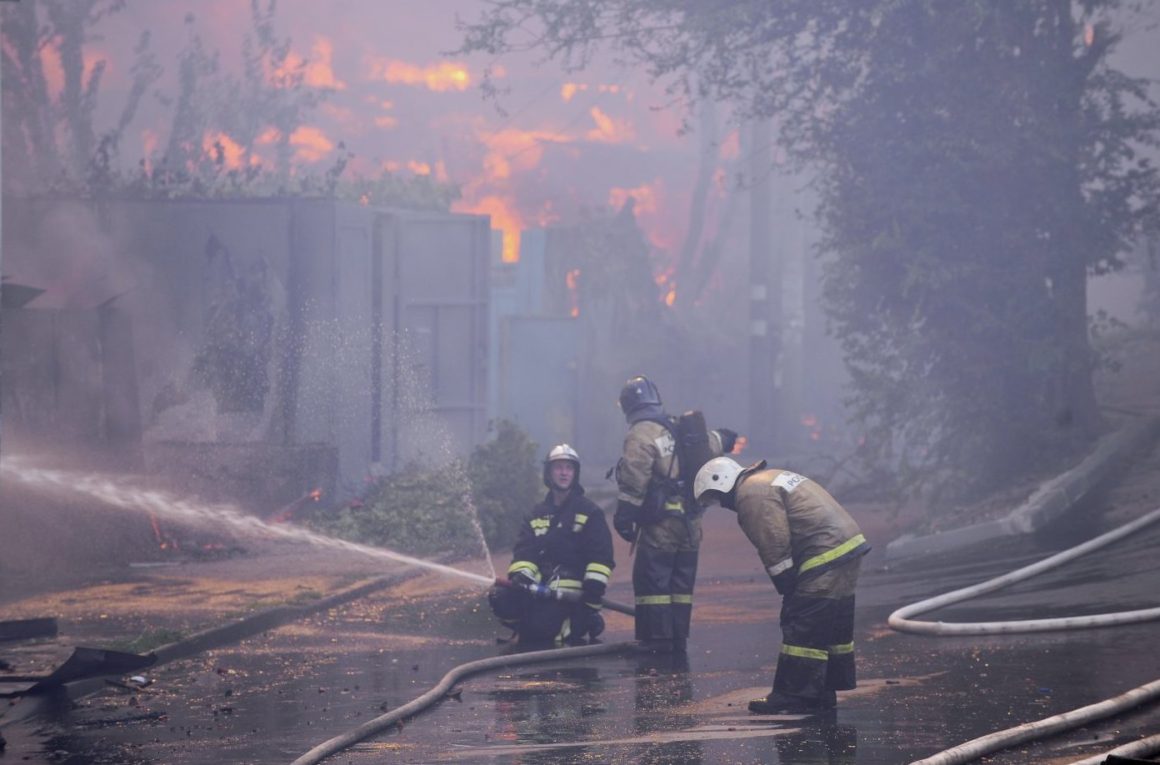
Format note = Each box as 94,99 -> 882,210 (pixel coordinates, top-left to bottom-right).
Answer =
507,486 -> 615,586
734,468 -> 868,582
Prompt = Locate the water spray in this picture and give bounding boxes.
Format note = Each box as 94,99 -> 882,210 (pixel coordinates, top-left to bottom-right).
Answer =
0,457 -> 494,588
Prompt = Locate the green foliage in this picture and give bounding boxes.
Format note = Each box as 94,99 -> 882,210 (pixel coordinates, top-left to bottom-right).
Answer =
468,420 -> 542,549
461,0 -> 1160,504
320,464 -> 482,558
316,420 -> 540,557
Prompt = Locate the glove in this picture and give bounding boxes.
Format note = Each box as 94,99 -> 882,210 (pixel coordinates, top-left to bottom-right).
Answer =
581,578 -> 606,605
508,569 -> 535,587
771,569 -> 797,597
613,501 -> 638,543
717,428 -> 739,454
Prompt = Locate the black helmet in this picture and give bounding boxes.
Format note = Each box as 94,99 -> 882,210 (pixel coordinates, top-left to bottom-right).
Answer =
618,375 -> 662,415
543,443 -> 581,489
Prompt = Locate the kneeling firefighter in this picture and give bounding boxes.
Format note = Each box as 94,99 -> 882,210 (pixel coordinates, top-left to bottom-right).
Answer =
612,375 -> 737,653
488,444 -> 615,646
694,456 -> 870,714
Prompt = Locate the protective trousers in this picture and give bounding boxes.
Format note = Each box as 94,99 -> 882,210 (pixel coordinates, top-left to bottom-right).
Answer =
487,574 -> 585,646
633,514 -> 701,645
772,558 -> 860,701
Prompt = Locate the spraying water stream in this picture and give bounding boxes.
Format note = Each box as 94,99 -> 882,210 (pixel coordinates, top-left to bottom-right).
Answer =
0,457 -> 495,588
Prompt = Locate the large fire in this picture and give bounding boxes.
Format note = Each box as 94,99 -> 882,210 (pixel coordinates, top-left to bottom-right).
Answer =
4,3 -> 722,289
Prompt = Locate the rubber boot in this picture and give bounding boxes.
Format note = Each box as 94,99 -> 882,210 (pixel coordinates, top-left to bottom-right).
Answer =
748,692 -> 832,715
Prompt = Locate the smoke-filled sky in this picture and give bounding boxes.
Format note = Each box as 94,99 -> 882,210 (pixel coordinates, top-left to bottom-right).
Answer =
38,0 -> 741,265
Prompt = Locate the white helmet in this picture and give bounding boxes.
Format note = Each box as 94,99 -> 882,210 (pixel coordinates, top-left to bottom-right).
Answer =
546,443 -> 580,465
693,456 -> 745,503
543,443 -> 581,488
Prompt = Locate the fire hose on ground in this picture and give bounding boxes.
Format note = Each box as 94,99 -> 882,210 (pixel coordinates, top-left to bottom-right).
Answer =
289,578 -> 637,765
890,506 -> 1160,765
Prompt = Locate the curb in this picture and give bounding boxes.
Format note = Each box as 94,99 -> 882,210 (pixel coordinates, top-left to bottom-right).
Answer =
0,570 -> 421,726
884,415 -> 1160,562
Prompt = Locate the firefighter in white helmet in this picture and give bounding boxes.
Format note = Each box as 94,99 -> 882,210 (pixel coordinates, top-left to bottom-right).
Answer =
612,375 -> 737,654
488,444 -> 615,646
694,455 -> 869,714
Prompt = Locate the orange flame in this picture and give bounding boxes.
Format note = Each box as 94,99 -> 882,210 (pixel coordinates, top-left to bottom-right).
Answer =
456,195 -> 523,263
141,128 -> 160,173
561,82 -> 623,102
369,58 -> 470,91
454,126 -> 570,263
653,265 -> 678,307
202,131 -> 247,170
303,38 -> 346,90
565,269 -> 581,317
609,184 -> 659,216
289,125 -> 334,163
609,180 -> 674,250
587,106 -> 635,143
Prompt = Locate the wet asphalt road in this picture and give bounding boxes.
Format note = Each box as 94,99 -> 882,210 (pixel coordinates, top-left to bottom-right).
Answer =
9,508 -> 1160,764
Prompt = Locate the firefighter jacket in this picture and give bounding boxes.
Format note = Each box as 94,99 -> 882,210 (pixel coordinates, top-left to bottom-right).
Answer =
734,466 -> 869,595
507,485 -> 614,592
617,417 -> 728,517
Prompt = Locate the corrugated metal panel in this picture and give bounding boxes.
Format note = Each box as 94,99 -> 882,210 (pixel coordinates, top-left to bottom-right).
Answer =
498,315 -> 580,455
3,197 -> 490,498
384,211 -> 489,469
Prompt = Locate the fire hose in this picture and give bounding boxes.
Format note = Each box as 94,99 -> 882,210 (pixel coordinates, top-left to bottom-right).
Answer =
289,578 -> 637,765
890,506 -> 1160,765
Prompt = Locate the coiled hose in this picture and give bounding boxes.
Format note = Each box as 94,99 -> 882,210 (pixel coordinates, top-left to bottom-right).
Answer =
889,506 -> 1160,764
289,640 -> 635,765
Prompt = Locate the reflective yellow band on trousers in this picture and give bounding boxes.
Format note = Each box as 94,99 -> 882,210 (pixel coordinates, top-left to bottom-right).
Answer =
798,534 -> 867,574
671,594 -> 693,604
554,579 -> 583,590
781,644 -> 829,661
828,642 -> 854,655
635,595 -> 673,605
586,563 -> 613,578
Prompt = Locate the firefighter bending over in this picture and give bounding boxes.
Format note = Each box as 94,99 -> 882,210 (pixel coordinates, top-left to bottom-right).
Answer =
612,375 -> 736,654
488,444 -> 614,646
694,456 -> 870,715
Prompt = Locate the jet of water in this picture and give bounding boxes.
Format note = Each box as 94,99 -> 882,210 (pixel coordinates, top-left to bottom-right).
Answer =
0,458 -> 495,588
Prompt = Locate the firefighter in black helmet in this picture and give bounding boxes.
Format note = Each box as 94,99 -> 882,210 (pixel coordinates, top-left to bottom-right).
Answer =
612,375 -> 737,653
488,444 -> 615,645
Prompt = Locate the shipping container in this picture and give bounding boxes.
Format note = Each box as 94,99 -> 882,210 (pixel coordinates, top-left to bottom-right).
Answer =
3,197 -> 489,503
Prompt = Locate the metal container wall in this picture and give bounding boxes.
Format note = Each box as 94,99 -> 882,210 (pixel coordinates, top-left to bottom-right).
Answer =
2,197 -> 490,501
